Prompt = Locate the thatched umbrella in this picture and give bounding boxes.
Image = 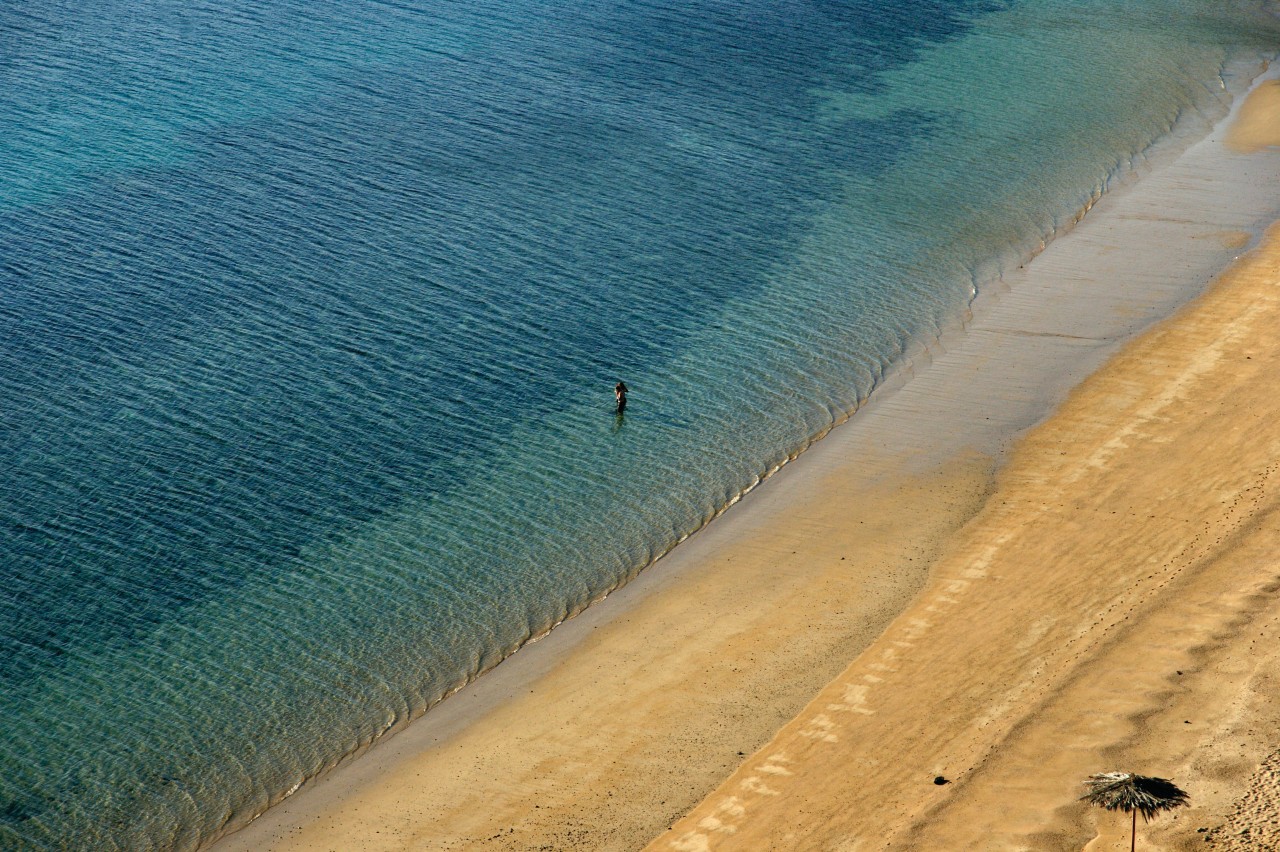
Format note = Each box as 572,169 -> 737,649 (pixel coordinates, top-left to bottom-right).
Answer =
1081,772 -> 1190,852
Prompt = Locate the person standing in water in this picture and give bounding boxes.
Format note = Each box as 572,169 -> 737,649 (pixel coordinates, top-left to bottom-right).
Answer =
614,381 -> 628,414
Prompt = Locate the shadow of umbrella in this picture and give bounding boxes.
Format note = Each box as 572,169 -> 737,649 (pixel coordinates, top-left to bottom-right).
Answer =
1081,772 -> 1190,852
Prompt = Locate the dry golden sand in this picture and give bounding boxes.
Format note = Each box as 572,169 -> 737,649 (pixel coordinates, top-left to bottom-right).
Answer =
1226,77 -> 1280,152
652,224 -> 1280,851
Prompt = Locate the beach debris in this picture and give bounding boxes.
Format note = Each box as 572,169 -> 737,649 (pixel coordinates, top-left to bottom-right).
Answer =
933,775 -> 950,786
1081,772 -> 1190,852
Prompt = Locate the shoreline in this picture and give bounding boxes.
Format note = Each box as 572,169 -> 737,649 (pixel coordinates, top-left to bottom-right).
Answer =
655,82 -> 1280,850
215,63 -> 1280,852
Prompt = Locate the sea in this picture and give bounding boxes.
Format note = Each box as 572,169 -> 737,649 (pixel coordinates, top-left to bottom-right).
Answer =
2,1 -> 1278,848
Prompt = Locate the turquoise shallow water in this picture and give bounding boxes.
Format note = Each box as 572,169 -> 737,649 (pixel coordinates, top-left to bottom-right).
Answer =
1,1 -> 1278,848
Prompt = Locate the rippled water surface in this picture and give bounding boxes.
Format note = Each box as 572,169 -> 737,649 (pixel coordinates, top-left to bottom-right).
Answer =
2,0 -> 1277,847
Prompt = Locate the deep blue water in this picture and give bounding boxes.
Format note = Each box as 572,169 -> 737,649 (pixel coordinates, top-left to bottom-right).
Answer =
1,0 -> 1277,848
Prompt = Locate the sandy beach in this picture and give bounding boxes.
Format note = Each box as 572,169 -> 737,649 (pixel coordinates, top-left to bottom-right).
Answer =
217,66 -> 1280,852
656,226 -> 1280,850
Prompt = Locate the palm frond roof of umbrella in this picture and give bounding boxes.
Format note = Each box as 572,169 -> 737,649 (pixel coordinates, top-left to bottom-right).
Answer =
1081,772 -> 1190,822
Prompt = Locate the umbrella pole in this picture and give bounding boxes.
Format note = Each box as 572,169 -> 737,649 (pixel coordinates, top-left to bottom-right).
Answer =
1131,808 -> 1137,852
